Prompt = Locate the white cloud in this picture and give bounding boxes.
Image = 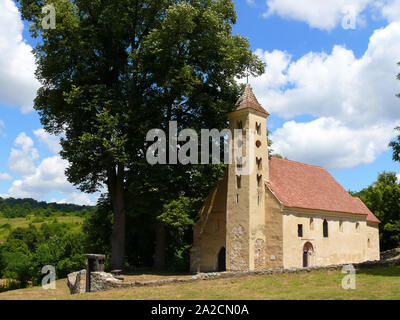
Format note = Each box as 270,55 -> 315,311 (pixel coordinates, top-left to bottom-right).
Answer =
263,0 -> 371,30
0,173 -> 12,180
375,0 -> 400,22
8,155 -> 75,199
263,0 -> 400,29
34,128 -> 61,154
397,173 -> 400,181
8,132 -> 39,176
56,193 -> 95,206
271,118 -> 396,170
6,132 -> 94,205
253,22 -> 400,126
0,120 -> 5,137
248,22 -> 400,170
0,0 -> 40,113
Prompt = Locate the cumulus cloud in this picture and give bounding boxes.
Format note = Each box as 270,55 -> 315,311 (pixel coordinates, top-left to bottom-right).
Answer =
56,193 -> 95,206
263,0 -> 400,30
248,22 -> 400,170
0,173 -> 12,180
375,0 -> 400,22
34,128 -> 61,154
6,132 -> 94,205
0,0 -> 40,113
263,0 -> 371,30
8,132 -> 39,176
252,22 -> 400,125
8,155 -> 75,199
270,118 -> 396,170
0,120 -> 5,137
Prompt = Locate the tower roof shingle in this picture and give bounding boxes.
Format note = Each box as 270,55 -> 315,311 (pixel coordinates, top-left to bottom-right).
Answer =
235,84 -> 269,115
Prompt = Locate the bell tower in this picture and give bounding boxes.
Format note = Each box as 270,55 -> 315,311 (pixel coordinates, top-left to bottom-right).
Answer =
226,85 -> 269,271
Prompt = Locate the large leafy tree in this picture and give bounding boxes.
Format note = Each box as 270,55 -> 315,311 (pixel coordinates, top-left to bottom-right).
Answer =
18,0 -> 264,268
357,172 -> 400,251
389,62 -> 400,160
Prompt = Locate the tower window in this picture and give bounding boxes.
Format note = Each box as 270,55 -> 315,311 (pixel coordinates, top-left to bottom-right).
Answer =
256,122 -> 261,135
298,224 -> 303,237
323,219 -> 328,238
236,194 -> 239,203
368,238 -> 371,248
256,157 -> 262,170
256,140 -> 261,148
236,157 -> 243,171
257,174 -> 262,187
339,220 -> 343,232
310,218 -> 314,230
236,175 -> 241,189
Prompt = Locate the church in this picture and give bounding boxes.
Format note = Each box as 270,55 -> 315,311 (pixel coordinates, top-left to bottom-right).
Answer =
190,85 -> 380,272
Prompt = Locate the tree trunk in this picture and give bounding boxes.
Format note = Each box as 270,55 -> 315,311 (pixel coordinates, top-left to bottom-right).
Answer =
108,165 -> 126,269
153,220 -> 166,270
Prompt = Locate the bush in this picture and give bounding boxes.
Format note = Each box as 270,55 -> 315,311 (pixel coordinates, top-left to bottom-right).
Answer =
30,232 -> 86,284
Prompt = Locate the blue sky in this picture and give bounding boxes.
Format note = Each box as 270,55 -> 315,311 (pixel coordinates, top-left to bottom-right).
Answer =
0,0 -> 399,205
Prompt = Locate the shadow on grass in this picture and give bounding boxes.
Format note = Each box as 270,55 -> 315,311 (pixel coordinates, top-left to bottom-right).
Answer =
356,264 -> 400,277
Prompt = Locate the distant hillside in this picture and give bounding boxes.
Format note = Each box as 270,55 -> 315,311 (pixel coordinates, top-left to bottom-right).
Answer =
0,197 -> 95,218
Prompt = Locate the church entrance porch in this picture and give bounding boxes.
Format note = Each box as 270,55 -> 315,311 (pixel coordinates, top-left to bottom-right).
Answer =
303,242 -> 314,267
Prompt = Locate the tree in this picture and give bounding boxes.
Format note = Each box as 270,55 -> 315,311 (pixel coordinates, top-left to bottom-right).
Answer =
17,0 -> 264,268
358,172 -> 400,251
389,62 -> 400,160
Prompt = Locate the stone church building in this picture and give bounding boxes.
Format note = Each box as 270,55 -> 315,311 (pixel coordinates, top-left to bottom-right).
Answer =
190,85 -> 380,272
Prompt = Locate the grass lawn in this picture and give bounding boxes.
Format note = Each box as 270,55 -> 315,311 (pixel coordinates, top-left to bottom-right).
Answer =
0,215 -> 84,243
0,265 -> 399,300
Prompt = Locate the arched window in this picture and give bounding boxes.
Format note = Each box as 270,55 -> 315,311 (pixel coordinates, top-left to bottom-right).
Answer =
257,174 -> 262,187
236,157 -> 243,171
323,219 -> 328,238
310,218 -> 314,230
256,157 -> 262,170
236,175 -> 241,189
256,122 -> 261,135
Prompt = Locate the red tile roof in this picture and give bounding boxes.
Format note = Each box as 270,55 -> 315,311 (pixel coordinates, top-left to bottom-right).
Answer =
235,85 -> 269,115
267,157 -> 380,223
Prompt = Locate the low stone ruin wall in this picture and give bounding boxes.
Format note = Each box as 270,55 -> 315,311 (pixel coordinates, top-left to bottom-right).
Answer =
67,270 -> 124,294
67,258 -> 400,294
380,248 -> 400,261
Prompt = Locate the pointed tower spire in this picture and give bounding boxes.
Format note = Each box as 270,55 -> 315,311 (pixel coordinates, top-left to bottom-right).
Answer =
235,85 -> 269,115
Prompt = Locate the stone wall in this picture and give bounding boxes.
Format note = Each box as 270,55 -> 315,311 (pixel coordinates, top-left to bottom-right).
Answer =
190,172 -> 227,272
67,270 -> 123,294
264,187 -> 283,268
67,258 -> 399,294
381,248 -> 400,260
282,208 -> 379,268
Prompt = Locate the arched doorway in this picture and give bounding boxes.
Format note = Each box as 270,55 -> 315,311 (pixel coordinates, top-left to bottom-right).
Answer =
217,247 -> 226,271
303,242 -> 314,267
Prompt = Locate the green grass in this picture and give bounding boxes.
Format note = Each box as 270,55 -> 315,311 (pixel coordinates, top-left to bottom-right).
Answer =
0,215 -> 84,243
0,265 -> 399,300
